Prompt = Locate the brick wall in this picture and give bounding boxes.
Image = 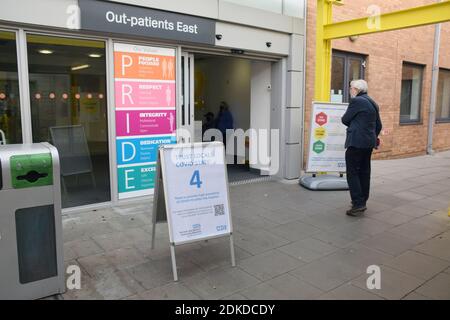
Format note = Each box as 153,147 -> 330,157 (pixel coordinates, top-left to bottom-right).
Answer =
304,0 -> 450,165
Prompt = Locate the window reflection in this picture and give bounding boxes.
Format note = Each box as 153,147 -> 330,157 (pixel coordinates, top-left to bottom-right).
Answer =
225,0 -> 283,14
27,34 -> 110,208
331,55 -> 345,103
400,63 -> 423,123
224,0 -> 305,18
436,69 -> 450,121
0,31 -> 22,144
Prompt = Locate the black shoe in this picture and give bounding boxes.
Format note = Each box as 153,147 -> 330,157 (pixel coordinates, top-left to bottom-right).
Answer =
346,205 -> 367,217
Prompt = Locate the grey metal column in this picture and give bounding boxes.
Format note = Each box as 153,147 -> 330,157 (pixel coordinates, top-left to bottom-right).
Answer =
17,29 -> 33,143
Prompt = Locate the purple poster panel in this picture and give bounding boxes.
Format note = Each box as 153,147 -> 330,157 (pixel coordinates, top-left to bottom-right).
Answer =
116,109 -> 176,137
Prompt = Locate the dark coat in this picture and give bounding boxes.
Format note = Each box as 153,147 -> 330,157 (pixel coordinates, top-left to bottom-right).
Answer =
216,110 -> 234,135
341,92 -> 382,149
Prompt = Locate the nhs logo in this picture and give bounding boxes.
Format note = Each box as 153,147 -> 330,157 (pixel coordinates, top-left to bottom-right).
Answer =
216,225 -> 227,232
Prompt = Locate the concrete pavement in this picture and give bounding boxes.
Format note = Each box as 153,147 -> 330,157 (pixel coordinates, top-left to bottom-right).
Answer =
61,151 -> 450,300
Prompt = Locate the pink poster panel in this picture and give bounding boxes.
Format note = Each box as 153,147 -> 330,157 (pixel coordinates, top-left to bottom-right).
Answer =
115,81 -> 176,108
116,109 -> 176,137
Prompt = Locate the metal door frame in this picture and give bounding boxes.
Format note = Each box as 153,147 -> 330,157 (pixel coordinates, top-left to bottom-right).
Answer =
180,52 -> 195,143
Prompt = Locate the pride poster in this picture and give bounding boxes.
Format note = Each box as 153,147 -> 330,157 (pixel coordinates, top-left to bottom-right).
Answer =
117,164 -> 156,196
114,43 -> 176,199
116,135 -> 176,166
114,51 -> 175,81
115,81 -> 175,108
115,109 -> 176,137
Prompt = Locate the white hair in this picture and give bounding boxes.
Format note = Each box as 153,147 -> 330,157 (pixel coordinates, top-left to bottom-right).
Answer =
350,79 -> 368,93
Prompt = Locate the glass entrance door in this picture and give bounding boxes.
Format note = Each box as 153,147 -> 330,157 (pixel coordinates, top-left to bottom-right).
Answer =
26,34 -> 111,208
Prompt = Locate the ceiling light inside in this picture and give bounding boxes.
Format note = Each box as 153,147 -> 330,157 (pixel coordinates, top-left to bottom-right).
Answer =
89,53 -> 102,58
39,49 -> 53,54
71,64 -> 90,71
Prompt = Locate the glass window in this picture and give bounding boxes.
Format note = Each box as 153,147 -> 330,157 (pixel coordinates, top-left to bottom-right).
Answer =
331,51 -> 365,103
436,68 -> 450,122
27,34 -> 110,208
224,0 -> 305,18
331,55 -> 345,102
224,0 -> 282,15
400,63 -> 423,123
349,58 -> 362,82
0,31 -> 22,144
283,0 -> 305,18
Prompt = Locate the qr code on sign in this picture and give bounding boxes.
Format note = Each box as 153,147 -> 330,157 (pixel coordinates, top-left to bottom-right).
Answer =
214,204 -> 225,216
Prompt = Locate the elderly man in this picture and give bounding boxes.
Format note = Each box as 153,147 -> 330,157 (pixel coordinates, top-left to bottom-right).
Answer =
342,80 -> 382,216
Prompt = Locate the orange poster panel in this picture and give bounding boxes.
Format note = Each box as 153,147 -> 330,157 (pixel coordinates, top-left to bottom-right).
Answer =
114,51 -> 175,80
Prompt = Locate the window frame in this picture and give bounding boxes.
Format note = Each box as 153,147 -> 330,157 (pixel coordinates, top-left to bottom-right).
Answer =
399,61 -> 425,125
435,67 -> 450,124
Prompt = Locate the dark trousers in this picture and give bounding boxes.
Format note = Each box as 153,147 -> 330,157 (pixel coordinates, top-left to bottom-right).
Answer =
345,147 -> 373,207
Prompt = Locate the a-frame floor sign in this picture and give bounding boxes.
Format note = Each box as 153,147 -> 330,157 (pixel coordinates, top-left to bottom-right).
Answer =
151,142 -> 236,281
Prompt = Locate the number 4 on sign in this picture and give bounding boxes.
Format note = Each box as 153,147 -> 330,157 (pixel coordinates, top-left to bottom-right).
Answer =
190,170 -> 202,188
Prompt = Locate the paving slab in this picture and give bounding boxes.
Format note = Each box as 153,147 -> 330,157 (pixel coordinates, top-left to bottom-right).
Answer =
127,257 -> 203,291
238,250 -> 304,281
179,241 -> 252,272
233,227 -> 290,255
278,238 -> 338,263
389,222 -> 443,244
221,293 -> 248,300
232,215 -> 280,232
359,232 -> 417,257
368,211 -> 415,226
415,273 -> 450,300
391,204 -> 433,218
290,256 -> 363,292
401,292 -> 432,300
413,234 -> 450,262
318,283 -> 383,300
88,270 -> 146,300
258,207 -> 306,224
239,274 -> 323,300
409,198 -> 449,212
311,229 -> 367,249
384,250 -> 449,280
297,211 -> 360,231
138,283 -> 201,300
352,266 -> 425,300
270,220 -> 321,242
182,267 -> 260,300
91,228 -> 150,251
64,239 -> 104,260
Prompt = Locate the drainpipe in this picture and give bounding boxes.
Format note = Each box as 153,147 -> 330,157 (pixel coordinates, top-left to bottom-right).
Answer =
427,0 -> 442,155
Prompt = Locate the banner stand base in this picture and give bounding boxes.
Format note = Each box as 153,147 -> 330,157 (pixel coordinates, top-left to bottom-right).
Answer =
299,174 -> 349,191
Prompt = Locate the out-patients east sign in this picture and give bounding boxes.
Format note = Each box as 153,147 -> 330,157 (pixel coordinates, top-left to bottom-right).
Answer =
79,0 -> 216,45
114,43 -> 176,199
